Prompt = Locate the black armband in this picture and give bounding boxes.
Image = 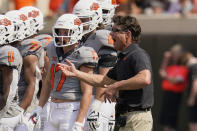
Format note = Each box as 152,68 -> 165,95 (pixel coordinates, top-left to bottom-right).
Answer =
98,54 -> 117,67
79,62 -> 98,69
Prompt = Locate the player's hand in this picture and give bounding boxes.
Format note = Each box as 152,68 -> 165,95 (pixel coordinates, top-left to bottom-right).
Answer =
57,59 -> 78,77
72,122 -> 84,131
29,106 -> 42,124
87,110 -> 101,130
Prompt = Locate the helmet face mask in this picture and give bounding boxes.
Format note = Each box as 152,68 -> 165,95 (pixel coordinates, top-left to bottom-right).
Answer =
53,14 -> 83,47
77,16 -> 93,35
6,10 -> 29,41
96,0 -> 118,26
53,28 -> 76,47
73,0 -> 103,35
0,15 -> 14,45
102,8 -> 114,26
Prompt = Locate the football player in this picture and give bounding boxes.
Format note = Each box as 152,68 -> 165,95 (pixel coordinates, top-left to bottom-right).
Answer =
6,7 -> 44,131
30,14 -> 98,131
34,34 -> 53,130
0,15 -> 24,131
73,0 -> 117,130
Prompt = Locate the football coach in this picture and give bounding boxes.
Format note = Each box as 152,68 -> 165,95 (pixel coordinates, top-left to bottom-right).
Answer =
58,15 -> 154,131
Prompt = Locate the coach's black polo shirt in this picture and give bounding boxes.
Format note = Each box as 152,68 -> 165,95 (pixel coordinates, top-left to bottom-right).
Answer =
107,43 -> 154,108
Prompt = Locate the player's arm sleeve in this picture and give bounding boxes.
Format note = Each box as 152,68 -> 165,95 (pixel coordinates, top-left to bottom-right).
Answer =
75,65 -> 93,123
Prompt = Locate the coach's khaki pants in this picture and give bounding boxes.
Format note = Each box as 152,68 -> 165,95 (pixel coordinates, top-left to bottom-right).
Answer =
119,110 -> 153,131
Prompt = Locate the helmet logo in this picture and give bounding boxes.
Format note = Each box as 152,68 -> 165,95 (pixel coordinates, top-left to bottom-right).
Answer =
90,2 -> 100,11
20,14 -> 27,21
74,18 -> 82,26
0,18 -> 11,26
28,10 -> 40,18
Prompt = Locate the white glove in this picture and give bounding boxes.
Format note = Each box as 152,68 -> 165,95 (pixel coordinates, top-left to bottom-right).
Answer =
29,106 -> 42,125
72,122 -> 84,131
108,119 -> 115,131
87,99 -> 102,131
87,110 -> 101,130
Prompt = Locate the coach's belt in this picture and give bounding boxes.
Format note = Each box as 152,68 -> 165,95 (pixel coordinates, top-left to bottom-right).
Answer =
129,107 -> 151,112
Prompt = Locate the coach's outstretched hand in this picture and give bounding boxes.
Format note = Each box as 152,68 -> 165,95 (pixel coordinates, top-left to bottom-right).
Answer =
58,59 -> 78,77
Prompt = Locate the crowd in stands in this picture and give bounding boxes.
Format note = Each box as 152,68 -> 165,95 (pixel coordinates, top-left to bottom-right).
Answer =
117,0 -> 197,15
0,0 -> 197,17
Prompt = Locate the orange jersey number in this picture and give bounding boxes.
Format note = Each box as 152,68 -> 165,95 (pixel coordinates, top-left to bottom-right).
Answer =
50,64 -> 66,91
30,41 -> 41,51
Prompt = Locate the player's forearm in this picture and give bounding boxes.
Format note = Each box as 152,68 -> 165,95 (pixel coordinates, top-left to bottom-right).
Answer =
0,97 -> 6,110
0,91 -> 9,110
76,70 -> 105,87
20,84 -> 35,110
76,93 -> 92,123
95,88 -> 106,102
95,67 -> 111,101
39,79 -> 51,107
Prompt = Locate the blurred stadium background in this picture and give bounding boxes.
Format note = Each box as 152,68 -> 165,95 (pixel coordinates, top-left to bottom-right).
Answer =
1,0 -> 197,130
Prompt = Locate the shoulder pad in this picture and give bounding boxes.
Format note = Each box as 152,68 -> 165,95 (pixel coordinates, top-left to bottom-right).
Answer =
0,45 -> 22,69
18,39 -> 43,57
95,29 -> 114,48
75,46 -> 98,67
34,34 -> 53,49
